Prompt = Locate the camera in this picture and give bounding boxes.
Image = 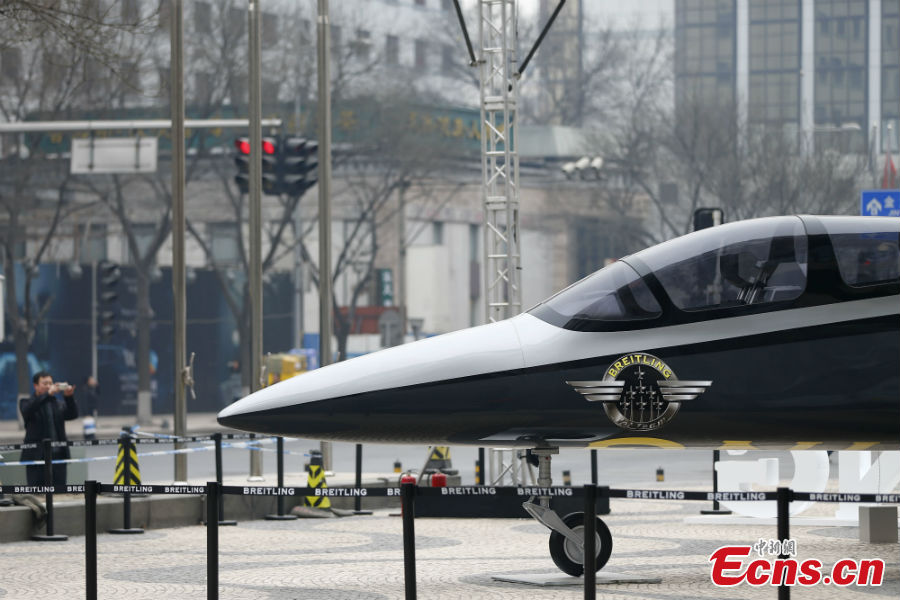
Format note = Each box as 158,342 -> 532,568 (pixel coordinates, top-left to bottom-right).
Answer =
56,382 -> 71,393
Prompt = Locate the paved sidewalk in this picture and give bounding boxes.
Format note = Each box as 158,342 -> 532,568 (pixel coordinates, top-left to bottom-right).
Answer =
0,498 -> 896,599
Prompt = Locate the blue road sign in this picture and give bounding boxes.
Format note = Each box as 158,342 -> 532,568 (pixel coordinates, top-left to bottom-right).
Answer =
860,189 -> 900,216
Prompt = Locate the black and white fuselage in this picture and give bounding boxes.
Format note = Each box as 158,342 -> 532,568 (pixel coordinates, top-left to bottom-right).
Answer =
218,216 -> 900,451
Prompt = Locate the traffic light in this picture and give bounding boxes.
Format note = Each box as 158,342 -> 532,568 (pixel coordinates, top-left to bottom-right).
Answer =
234,137 -> 250,193
98,261 -> 120,341
281,137 -> 318,197
233,136 -> 279,195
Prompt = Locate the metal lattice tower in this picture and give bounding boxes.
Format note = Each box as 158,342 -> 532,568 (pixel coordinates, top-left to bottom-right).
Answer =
478,0 -> 526,486
479,0 -> 521,324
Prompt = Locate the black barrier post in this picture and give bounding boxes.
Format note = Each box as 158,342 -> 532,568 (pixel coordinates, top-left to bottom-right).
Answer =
207,481 -> 219,600
110,433 -> 143,534
590,449 -> 598,485
32,438 -> 67,541
265,437 -> 297,521
355,443 -> 362,511
583,484 -> 597,599
701,450 -> 732,515
85,480 -> 98,600
401,482 -> 416,600
477,447 -> 485,485
215,434 -> 238,525
352,443 -> 373,515
777,487 -> 791,600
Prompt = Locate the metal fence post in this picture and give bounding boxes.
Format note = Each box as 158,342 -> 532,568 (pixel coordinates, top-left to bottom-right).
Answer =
207,481 -> 219,600
265,437 -> 297,521
583,484 -> 597,599
777,487 -> 791,600
32,438 -> 67,541
701,450 -> 732,515
215,433 -> 238,525
401,482 -> 416,599
85,480 -> 98,600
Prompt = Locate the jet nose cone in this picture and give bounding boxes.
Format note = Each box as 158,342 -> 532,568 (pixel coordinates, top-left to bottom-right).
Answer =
214,318 -> 526,441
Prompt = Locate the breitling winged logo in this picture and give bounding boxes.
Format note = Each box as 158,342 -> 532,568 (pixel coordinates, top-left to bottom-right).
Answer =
566,352 -> 712,432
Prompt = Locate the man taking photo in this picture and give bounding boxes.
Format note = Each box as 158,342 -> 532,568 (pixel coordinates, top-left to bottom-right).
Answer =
20,372 -> 78,488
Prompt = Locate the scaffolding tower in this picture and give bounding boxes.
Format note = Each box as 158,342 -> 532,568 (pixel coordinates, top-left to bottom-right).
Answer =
479,0 -> 521,324
478,0 -> 526,485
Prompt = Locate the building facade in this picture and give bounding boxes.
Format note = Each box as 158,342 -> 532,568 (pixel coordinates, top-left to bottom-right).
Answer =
675,0 -> 900,154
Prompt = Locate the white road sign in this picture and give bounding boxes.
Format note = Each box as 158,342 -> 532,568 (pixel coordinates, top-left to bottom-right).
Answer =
71,137 -> 158,174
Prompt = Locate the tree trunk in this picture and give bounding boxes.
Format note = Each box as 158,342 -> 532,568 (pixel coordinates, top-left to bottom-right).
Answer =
135,270 -> 153,424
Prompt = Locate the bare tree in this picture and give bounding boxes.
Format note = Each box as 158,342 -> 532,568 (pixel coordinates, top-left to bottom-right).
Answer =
0,3 -> 149,404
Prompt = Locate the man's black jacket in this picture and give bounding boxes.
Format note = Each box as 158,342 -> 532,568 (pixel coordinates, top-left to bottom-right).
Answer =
20,392 -> 78,462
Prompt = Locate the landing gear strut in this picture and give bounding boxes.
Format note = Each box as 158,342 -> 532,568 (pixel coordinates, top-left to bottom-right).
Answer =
522,446 -> 613,576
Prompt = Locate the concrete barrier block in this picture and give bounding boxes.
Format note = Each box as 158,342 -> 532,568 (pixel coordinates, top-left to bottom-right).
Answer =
859,505 -> 898,544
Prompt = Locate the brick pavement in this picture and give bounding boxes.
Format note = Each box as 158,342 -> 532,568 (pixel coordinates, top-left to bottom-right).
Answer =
0,497 -> 896,599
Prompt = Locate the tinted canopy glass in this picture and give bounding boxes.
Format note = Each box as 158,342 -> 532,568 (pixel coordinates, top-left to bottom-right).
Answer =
818,216 -> 900,287
636,216 -> 808,310
529,261 -> 662,330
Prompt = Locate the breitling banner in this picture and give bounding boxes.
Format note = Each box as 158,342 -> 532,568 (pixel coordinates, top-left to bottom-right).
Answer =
2,484 -> 896,503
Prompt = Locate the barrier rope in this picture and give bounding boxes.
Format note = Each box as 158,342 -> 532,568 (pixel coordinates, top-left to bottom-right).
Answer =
1,484 -> 898,502
0,432 -> 261,453
0,437 -> 280,467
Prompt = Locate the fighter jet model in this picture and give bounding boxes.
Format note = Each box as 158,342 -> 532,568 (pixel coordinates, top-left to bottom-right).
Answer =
220,215 -> 899,576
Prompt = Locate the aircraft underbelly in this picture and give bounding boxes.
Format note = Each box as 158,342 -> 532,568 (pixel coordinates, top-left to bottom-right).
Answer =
236,313 -> 898,450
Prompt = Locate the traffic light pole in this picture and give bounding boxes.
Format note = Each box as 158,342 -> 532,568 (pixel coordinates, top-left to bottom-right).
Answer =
170,0 -> 188,483
317,0 -> 334,472
91,260 -> 97,379
248,0 -> 264,480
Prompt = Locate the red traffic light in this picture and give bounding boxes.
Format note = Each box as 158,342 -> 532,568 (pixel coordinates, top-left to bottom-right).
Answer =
234,137 -> 276,155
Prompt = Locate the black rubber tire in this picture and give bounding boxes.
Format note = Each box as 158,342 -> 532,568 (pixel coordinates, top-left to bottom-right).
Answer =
548,512 -> 613,577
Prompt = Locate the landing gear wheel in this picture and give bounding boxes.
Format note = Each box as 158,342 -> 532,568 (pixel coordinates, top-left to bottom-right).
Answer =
548,512 -> 613,577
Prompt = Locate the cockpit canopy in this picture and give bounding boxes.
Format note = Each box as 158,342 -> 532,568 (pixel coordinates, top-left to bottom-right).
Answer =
530,216 -> 899,331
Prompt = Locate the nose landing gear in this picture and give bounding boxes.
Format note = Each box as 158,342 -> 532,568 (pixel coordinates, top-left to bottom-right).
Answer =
522,446 -> 613,576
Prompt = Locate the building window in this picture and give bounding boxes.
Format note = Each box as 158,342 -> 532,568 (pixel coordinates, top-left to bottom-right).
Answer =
229,77 -> 247,107
262,79 -> 280,102
194,2 -> 211,34
42,52 -> 64,90
442,44 -> 454,74
386,35 -> 400,66
415,39 -> 428,68
2,227 -> 27,260
79,224 -> 107,263
194,72 -> 211,103
209,223 -> 240,264
813,0 -> 868,152
158,0 -> 171,30
262,12 -> 278,47
120,61 -> 140,94
432,221 -> 444,245
121,0 -> 140,25
128,224 -> 157,265
158,66 -> 171,96
1,48 -> 21,81
354,30 -> 372,60
228,7 -> 245,39
330,25 -> 342,59
674,0 -> 736,108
